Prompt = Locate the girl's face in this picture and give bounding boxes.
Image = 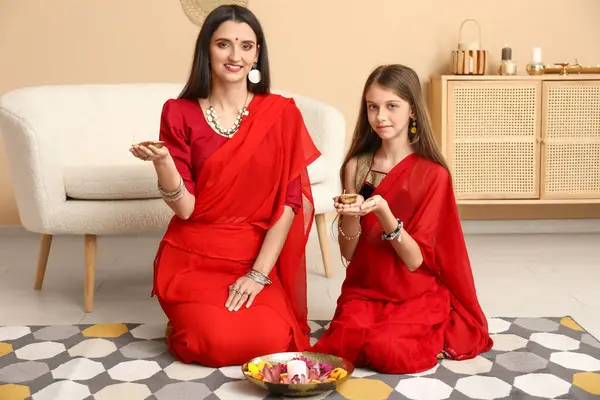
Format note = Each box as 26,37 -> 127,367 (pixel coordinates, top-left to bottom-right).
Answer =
209,21 -> 259,85
365,84 -> 413,141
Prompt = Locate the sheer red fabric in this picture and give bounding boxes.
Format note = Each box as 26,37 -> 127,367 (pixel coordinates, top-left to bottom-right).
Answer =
157,98 -> 303,213
311,154 -> 493,373
152,94 -> 320,366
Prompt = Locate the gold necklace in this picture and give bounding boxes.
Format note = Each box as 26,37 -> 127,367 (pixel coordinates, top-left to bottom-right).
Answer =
205,93 -> 250,137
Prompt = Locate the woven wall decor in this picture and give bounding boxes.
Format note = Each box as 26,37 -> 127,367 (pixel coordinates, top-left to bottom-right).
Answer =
180,0 -> 250,26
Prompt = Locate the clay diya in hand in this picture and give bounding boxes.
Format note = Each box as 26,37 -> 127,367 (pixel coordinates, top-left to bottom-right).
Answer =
138,140 -> 165,149
339,193 -> 358,205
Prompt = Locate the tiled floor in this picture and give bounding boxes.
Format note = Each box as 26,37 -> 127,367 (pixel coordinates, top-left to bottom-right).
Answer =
0,222 -> 599,340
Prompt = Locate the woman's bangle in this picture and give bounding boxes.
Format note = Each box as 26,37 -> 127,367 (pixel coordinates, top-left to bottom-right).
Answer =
164,185 -> 187,203
158,175 -> 185,202
246,269 -> 272,286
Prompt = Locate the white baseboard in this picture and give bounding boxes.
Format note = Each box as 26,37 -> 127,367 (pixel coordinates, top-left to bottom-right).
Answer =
0,226 -> 32,237
460,219 -> 600,234
1,219 -> 599,238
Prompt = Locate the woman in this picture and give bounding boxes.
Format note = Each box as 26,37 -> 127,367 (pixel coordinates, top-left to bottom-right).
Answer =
311,64 -> 493,374
130,5 -> 319,367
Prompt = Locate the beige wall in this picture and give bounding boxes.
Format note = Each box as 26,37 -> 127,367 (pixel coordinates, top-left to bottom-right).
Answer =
2,0 -> 600,225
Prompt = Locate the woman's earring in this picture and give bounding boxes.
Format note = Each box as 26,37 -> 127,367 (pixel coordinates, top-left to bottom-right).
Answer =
248,62 -> 261,84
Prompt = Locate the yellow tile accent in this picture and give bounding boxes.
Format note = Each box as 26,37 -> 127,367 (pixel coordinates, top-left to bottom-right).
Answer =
0,342 -> 14,357
82,323 -> 129,338
337,378 -> 393,400
573,372 -> 600,395
0,384 -> 31,400
560,317 -> 585,332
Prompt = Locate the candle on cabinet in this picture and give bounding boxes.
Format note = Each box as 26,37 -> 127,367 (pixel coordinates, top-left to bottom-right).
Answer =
526,46 -> 545,75
501,45 -> 517,76
532,47 -> 542,64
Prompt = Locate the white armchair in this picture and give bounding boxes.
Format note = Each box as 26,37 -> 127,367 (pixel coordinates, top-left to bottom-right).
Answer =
0,83 -> 346,312
275,90 -> 346,279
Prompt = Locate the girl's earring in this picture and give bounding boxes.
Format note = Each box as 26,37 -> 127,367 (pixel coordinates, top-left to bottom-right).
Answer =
410,118 -> 417,135
409,118 -> 418,144
248,62 -> 261,84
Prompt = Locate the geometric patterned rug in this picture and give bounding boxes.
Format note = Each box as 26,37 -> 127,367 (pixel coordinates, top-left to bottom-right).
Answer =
1,317 -> 600,400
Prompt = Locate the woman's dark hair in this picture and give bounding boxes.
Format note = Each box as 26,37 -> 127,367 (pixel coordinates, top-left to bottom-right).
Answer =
178,5 -> 270,100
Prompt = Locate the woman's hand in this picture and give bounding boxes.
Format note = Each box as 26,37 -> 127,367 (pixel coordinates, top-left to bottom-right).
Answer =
130,141 -> 169,162
226,276 -> 265,312
334,194 -> 388,217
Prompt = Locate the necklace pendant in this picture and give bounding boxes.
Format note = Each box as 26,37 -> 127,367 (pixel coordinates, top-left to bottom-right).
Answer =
204,96 -> 251,138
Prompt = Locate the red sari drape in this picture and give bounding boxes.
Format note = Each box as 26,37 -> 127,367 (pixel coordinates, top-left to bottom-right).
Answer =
153,94 -> 320,365
311,153 -> 493,373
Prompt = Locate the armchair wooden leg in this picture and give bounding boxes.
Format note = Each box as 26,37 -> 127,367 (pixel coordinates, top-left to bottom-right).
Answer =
34,234 -> 53,290
84,234 -> 97,313
315,213 -> 333,278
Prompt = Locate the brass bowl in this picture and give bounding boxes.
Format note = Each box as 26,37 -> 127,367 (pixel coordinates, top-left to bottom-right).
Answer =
242,351 -> 354,397
339,194 -> 358,205
526,62 -> 545,76
139,140 -> 164,149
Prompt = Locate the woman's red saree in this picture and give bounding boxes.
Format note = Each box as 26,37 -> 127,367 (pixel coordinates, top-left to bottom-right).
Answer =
153,94 -> 320,366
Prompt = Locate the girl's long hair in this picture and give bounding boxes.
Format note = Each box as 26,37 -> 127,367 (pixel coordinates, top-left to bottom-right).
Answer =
340,64 -> 449,188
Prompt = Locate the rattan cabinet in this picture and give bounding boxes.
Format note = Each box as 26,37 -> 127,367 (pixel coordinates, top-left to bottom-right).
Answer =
429,75 -> 600,204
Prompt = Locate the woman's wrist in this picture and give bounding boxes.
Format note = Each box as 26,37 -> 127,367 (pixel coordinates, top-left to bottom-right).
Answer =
152,153 -> 172,167
251,265 -> 270,275
341,214 -> 360,227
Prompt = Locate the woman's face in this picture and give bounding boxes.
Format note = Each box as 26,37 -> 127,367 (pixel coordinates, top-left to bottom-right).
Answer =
365,84 -> 413,141
209,21 -> 259,85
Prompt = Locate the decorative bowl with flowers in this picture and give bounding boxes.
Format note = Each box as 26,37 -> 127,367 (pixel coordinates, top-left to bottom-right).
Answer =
241,351 -> 354,397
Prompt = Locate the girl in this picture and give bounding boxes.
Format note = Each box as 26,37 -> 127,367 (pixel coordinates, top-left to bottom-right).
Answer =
130,5 -> 319,367
311,64 -> 493,374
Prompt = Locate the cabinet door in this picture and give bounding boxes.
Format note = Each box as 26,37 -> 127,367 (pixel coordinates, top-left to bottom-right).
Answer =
541,81 -> 600,199
447,81 -> 541,200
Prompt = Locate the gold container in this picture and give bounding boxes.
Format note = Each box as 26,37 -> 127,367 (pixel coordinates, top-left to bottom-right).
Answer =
580,65 -> 600,74
543,63 -> 600,75
526,63 -> 545,75
339,194 -> 358,205
242,351 -> 355,397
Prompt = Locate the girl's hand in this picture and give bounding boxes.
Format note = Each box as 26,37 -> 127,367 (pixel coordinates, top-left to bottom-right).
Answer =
334,194 -> 363,214
334,194 -> 387,217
